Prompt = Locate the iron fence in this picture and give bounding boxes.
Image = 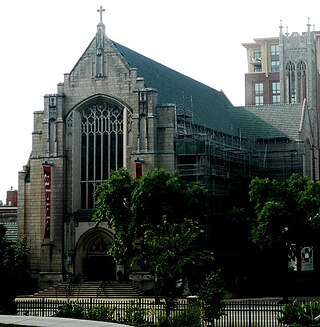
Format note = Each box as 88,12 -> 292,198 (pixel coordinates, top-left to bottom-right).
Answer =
14,298 -> 286,326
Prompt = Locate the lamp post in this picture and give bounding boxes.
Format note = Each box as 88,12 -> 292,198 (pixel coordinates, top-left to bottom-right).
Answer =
282,226 -> 289,303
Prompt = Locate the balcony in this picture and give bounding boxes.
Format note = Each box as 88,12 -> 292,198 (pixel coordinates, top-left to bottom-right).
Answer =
251,57 -> 262,66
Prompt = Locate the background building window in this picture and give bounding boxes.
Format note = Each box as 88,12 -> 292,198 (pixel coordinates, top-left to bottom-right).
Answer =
254,82 -> 264,105
271,60 -> 279,72
253,48 -> 262,72
270,44 -> 279,72
270,44 -> 279,56
271,81 -> 280,104
253,48 -> 262,60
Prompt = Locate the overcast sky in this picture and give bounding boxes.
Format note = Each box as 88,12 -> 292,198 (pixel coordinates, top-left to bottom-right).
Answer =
0,0 -> 317,202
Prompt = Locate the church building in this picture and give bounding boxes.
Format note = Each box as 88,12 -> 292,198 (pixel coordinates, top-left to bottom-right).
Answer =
17,9 -> 320,289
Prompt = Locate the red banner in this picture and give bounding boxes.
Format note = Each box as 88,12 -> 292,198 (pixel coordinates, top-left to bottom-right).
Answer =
135,162 -> 142,179
43,165 -> 51,240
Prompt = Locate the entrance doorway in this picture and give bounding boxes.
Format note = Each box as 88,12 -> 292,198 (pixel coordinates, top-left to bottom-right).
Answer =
84,255 -> 116,281
74,227 -> 116,281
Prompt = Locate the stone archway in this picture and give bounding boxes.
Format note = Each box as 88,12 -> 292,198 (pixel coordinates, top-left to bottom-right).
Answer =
74,227 -> 116,281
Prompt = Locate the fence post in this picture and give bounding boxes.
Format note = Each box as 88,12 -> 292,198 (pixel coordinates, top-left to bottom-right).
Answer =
248,299 -> 251,327
42,298 -> 45,317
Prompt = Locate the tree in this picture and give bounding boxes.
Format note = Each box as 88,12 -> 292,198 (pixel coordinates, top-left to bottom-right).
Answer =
94,168 -> 208,279
94,168 -> 226,318
140,217 -> 201,316
249,173 -> 320,270
94,168 -> 138,277
0,226 -> 33,313
140,216 -> 226,319
132,168 -> 208,229
197,271 -> 226,322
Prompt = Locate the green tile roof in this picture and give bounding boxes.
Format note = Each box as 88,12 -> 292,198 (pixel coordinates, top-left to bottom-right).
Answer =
84,36 -> 305,142
0,222 -> 17,242
112,41 -> 235,134
229,104 -> 303,141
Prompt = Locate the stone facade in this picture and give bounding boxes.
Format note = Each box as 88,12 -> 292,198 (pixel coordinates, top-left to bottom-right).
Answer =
17,12 -> 319,289
17,15 -> 177,287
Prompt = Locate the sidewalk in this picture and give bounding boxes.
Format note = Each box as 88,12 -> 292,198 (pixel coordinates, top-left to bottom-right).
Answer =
0,315 -> 131,326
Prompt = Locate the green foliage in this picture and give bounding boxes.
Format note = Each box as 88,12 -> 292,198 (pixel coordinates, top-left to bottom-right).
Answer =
140,216 -> 215,317
93,168 -> 209,280
249,174 -> 320,250
55,303 -> 116,322
94,168 -> 137,227
86,305 -> 115,321
157,305 -> 203,327
0,230 -> 33,313
124,300 -> 146,324
184,250 -> 216,295
141,217 -> 200,287
132,168 -> 208,228
252,200 -> 287,248
55,302 -> 85,319
197,271 -> 226,321
94,168 -> 137,265
93,168 -> 225,319
13,236 -> 30,274
278,299 -> 320,326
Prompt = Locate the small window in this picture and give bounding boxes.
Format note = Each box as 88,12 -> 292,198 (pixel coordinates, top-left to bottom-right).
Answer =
271,60 -> 279,72
286,62 -> 296,104
254,65 -> 262,72
270,44 -> 279,56
271,82 -> 280,104
253,49 -> 262,61
297,61 -> 307,103
270,44 -> 279,72
254,82 -> 264,106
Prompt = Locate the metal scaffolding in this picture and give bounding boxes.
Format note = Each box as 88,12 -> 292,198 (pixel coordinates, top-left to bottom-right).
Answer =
176,116 -> 305,197
176,115 -> 253,197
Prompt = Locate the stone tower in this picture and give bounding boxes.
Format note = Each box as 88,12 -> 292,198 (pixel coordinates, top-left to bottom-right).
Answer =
279,19 -> 319,109
18,7 -> 176,287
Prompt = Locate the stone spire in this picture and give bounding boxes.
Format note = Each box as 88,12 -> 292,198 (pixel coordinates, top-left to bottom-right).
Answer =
279,19 -> 284,45
307,17 -> 312,44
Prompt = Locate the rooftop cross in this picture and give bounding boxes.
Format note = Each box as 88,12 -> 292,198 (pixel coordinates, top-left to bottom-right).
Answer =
97,6 -> 105,24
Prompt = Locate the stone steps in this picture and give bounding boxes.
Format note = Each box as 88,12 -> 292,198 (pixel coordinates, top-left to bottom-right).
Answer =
25,281 -> 143,298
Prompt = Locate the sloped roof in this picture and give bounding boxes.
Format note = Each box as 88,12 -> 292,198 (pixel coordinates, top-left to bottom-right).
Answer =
76,34 -> 305,141
229,104 -> 303,141
112,41 -> 236,135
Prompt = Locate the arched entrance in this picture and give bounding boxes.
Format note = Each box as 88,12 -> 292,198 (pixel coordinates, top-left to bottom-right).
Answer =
75,227 -> 116,281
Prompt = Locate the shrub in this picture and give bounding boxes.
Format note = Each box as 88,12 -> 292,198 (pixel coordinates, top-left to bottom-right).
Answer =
124,300 -> 146,324
278,299 -> 320,326
197,270 -> 226,322
157,305 -> 202,327
86,305 -> 115,321
54,302 -> 85,319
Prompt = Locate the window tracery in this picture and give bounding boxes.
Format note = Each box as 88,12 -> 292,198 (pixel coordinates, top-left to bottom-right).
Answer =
80,100 -> 124,209
286,62 -> 296,104
297,61 -> 307,103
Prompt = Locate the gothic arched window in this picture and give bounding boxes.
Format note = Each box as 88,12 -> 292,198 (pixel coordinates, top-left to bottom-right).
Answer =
286,62 -> 296,104
80,100 -> 124,209
297,61 -> 307,103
